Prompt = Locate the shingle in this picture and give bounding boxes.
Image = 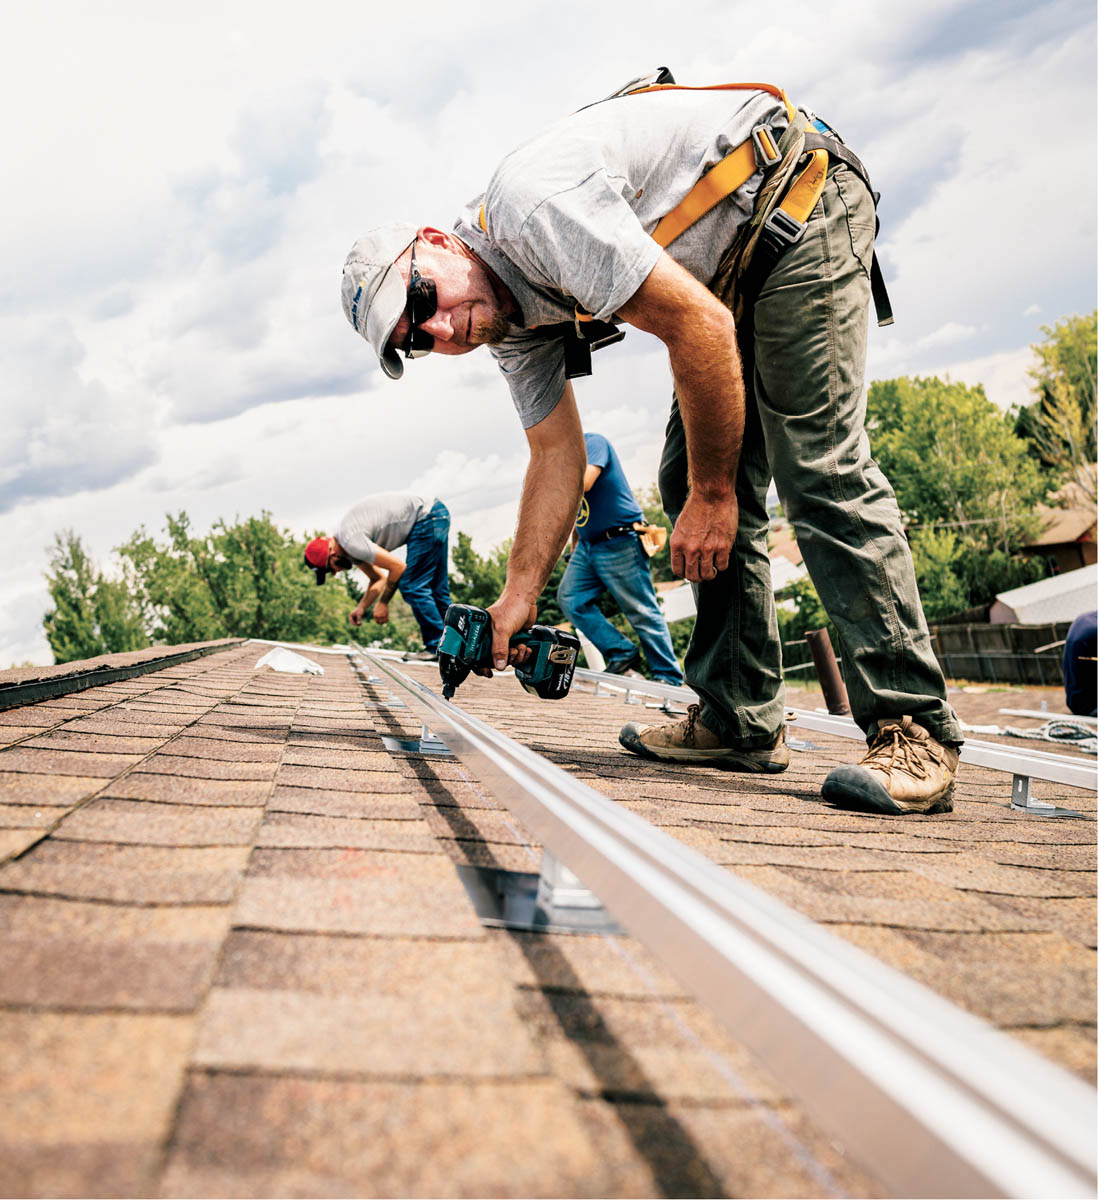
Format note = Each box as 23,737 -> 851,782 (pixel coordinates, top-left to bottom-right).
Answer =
102,773 -> 271,806
273,764 -> 415,792
280,746 -> 400,771
194,983 -> 544,1076
576,1096 -> 878,1199
53,798 -> 263,846
0,938 -> 217,1010
235,851 -> 484,937
254,812 -> 436,852
62,710 -> 190,731
284,729 -> 385,750
0,894 -> 231,941
138,755 -> 278,781
163,736 -> 284,763
0,1141 -> 159,1199
0,829 -> 43,858
488,929 -> 688,999
907,854 -> 1097,898
976,894 -> 1098,947
160,1074 -> 615,1200
0,804 -> 59,829
18,730 -> 168,755
267,785 -> 422,819
0,841 -> 250,904
0,748 -> 145,777
423,806 -> 539,846
0,1011 -> 193,1141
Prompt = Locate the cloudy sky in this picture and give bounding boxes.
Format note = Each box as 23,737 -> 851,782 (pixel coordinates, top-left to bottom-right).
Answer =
3,0 -> 1095,665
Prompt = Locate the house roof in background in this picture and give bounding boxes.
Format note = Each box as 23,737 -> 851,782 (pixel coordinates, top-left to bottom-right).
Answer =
994,563 -> 1098,624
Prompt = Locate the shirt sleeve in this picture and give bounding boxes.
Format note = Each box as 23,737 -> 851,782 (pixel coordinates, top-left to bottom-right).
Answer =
336,517 -> 379,566
498,171 -> 662,322
490,332 -> 568,430
584,433 -> 611,470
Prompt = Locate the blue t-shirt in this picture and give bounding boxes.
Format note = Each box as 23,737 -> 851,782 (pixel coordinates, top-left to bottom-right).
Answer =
575,432 -> 644,542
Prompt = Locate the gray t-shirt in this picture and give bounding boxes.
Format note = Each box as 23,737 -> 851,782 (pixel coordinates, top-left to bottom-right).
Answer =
336,493 -> 431,565
453,87 -> 791,428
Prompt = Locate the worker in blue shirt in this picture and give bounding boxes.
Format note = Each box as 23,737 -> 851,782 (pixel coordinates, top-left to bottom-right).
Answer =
557,432 -> 683,685
1063,610 -> 1097,717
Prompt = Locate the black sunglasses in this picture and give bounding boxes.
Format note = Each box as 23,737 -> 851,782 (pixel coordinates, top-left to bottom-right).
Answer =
401,239 -> 437,359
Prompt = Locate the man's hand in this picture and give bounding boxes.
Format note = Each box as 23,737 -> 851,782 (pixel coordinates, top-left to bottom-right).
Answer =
670,493 -> 739,581
372,600 -> 390,626
481,593 -> 538,676
348,600 -> 369,627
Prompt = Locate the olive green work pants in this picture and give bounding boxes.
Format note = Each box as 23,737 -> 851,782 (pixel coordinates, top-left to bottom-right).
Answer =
658,165 -> 963,749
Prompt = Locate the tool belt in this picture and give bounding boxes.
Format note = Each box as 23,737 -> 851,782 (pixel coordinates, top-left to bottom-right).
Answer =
590,522 -> 668,557
592,523 -> 639,542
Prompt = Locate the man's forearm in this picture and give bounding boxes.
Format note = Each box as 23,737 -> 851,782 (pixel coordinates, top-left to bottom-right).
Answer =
506,448 -> 584,603
667,312 -> 745,499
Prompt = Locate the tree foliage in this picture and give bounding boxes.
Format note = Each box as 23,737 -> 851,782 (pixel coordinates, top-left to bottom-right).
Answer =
1016,311 -> 1097,502
43,531 -> 150,663
866,375 -> 1052,615
43,513 -> 366,663
449,530 -> 568,626
114,512 -> 356,645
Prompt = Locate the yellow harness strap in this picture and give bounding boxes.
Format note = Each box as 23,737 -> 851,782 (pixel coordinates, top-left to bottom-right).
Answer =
778,148 -> 828,225
625,81 -> 795,122
651,137 -> 761,248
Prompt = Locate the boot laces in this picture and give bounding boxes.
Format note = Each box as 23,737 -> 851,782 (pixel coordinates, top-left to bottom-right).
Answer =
680,704 -> 702,746
861,721 -> 944,781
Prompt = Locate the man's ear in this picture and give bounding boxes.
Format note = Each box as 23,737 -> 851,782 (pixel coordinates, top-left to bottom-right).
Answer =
417,226 -> 459,252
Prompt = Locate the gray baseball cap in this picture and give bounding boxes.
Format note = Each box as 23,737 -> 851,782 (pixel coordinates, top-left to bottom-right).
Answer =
340,223 -> 418,380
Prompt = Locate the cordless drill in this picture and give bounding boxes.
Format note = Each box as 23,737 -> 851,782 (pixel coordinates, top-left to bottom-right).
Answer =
437,603 -> 580,701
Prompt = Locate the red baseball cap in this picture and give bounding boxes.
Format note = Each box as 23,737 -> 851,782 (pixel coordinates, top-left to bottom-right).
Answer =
304,536 -> 331,585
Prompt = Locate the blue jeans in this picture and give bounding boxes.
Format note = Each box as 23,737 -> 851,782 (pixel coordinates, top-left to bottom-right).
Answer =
401,500 -> 452,651
557,535 -> 683,684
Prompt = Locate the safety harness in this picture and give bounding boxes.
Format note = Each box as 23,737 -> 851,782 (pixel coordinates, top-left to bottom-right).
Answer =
478,69 -> 893,377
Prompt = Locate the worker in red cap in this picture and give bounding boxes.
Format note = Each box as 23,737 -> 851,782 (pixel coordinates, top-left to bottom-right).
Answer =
304,493 -> 451,661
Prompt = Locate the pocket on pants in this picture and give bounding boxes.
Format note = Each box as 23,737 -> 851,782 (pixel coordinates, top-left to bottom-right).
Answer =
832,166 -> 875,279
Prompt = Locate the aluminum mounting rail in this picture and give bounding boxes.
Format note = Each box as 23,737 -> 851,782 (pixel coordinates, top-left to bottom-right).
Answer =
576,669 -> 1097,793
357,649 -> 1096,1199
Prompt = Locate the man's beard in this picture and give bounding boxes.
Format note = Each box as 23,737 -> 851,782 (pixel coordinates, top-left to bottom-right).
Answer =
471,308 -> 512,347
331,553 -> 353,571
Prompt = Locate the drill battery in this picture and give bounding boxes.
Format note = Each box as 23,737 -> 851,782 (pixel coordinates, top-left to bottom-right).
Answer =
437,603 -> 580,701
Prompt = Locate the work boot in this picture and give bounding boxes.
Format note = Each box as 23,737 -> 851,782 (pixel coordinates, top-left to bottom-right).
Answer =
604,648 -> 642,676
822,716 -> 958,815
619,705 -> 789,772
402,648 -> 438,662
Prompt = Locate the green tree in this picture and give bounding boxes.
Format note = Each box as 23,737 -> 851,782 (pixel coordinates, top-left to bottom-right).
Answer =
866,375 -> 1052,610
43,531 -> 150,663
1016,311 -> 1097,502
908,528 -> 968,621
449,530 -> 568,626
116,511 -> 359,645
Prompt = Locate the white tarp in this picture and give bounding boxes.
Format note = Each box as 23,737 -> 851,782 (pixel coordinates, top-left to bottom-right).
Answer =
254,647 -> 325,675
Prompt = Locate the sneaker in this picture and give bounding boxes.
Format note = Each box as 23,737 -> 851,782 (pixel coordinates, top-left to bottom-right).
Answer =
619,705 -> 789,772
604,649 -> 642,675
402,648 -> 438,662
821,716 -> 958,814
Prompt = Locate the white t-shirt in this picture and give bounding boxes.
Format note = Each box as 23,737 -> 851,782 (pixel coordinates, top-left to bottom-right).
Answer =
336,493 -> 431,565
453,87 -> 791,428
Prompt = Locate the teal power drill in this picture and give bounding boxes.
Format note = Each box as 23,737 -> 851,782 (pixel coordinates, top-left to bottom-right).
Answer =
437,604 -> 580,701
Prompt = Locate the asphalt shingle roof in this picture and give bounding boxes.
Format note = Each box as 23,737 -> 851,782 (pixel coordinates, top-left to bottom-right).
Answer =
0,641 -> 1093,1197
